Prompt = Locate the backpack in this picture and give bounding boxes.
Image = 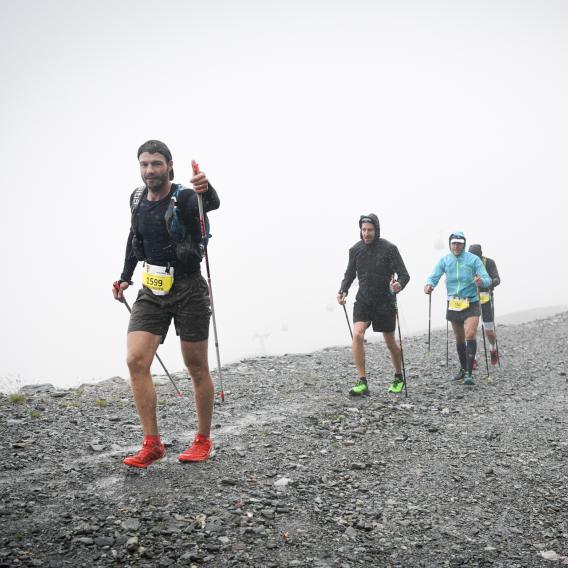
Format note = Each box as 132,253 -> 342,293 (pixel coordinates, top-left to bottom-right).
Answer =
130,185 -> 210,264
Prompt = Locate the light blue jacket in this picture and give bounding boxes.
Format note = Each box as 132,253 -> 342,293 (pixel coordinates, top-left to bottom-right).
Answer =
427,251 -> 491,301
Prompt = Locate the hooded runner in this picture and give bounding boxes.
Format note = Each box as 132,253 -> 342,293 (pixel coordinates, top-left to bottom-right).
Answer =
337,214 -> 410,396
424,232 -> 491,385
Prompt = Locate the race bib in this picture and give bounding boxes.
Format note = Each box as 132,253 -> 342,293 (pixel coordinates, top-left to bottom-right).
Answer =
479,291 -> 490,304
448,297 -> 470,311
142,263 -> 174,296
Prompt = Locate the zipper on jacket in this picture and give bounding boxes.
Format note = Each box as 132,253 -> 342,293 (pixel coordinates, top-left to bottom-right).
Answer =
456,260 -> 460,296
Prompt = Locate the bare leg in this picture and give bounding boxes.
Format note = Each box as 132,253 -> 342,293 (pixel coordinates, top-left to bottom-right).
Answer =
464,316 -> 480,341
486,329 -> 497,348
181,339 -> 214,438
383,331 -> 401,374
451,321 -> 466,343
352,322 -> 368,378
126,331 -> 162,436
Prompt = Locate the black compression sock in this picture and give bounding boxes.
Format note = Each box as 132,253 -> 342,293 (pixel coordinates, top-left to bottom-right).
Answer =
457,342 -> 467,369
466,340 -> 477,374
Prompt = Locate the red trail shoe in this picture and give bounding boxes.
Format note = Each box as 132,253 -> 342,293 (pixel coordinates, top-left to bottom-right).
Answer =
178,435 -> 215,463
490,350 -> 499,365
123,440 -> 165,469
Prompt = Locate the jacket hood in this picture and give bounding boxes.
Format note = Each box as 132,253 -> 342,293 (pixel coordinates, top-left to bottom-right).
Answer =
468,244 -> 482,258
359,213 -> 380,241
448,231 -> 466,251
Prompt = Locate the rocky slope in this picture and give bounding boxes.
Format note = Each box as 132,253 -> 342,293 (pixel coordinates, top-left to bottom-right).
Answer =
1,313 -> 567,567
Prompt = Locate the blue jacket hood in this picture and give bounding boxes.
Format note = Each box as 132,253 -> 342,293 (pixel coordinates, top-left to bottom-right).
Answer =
448,231 -> 466,252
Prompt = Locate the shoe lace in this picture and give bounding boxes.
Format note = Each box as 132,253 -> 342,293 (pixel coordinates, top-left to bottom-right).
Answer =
137,441 -> 161,459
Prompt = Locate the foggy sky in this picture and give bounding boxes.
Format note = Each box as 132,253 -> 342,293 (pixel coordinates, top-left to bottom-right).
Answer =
1,0 -> 567,390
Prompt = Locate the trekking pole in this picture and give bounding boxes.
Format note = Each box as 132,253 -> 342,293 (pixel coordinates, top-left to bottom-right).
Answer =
342,303 -> 353,340
480,319 -> 490,380
116,293 -> 184,397
446,320 -> 449,367
427,293 -> 432,355
192,161 -> 225,403
491,292 -> 501,367
477,286 -> 490,380
394,297 -> 408,397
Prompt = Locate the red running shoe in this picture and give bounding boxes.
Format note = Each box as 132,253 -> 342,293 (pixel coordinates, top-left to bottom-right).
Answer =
123,441 -> 165,469
472,359 -> 478,370
178,434 -> 215,463
490,350 -> 499,365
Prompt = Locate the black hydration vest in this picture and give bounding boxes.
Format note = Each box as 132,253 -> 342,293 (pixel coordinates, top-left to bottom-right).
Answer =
130,185 -> 209,266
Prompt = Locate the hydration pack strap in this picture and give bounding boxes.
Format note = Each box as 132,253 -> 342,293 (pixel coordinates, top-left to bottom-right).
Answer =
131,186 -> 146,213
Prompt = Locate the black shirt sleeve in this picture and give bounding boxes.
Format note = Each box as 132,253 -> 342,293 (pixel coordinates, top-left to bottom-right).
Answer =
120,229 -> 138,282
177,183 -> 220,235
339,248 -> 356,294
119,190 -> 139,282
486,258 -> 500,289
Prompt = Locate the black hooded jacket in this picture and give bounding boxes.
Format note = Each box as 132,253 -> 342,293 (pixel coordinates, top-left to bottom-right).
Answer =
339,214 -> 410,305
468,244 -> 501,292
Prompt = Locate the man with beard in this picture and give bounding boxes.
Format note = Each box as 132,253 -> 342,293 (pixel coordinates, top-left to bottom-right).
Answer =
337,214 -> 410,396
112,140 -> 220,468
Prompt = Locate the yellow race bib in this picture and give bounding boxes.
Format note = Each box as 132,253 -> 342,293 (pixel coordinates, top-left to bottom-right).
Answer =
479,291 -> 490,304
448,297 -> 470,311
142,263 -> 174,296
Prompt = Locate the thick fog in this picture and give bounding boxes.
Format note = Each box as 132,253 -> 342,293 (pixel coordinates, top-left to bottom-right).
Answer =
1,1 -> 567,391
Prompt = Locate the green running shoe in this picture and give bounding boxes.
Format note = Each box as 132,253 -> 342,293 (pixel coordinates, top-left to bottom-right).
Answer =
388,377 -> 404,393
463,374 -> 475,386
452,368 -> 466,382
349,379 -> 369,396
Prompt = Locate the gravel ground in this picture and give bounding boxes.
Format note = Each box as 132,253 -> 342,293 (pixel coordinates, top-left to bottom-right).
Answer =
1,312 -> 567,567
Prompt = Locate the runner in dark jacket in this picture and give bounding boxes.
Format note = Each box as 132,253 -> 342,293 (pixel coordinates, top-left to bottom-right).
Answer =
337,214 -> 410,396
468,244 -> 501,365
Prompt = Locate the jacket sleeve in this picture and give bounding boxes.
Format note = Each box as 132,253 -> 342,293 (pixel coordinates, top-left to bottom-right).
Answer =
475,256 -> 492,288
426,258 -> 446,288
120,229 -> 138,282
486,258 -> 500,289
339,249 -> 356,294
390,246 -> 410,291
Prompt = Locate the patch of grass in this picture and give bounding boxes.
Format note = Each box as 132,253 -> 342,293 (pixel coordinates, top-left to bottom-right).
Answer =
29,410 -> 41,418
157,399 -> 168,406
95,398 -> 109,408
9,394 -> 26,405
331,414 -> 346,423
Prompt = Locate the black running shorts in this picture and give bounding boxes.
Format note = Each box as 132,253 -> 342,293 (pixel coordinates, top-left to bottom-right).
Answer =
128,272 -> 211,342
481,300 -> 493,323
446,300 -> 480,323
353,301 -> 396,333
